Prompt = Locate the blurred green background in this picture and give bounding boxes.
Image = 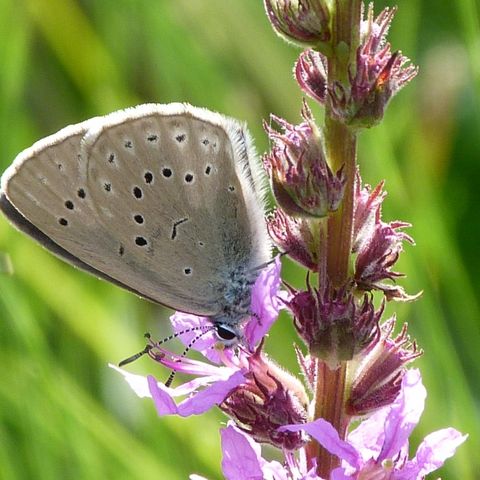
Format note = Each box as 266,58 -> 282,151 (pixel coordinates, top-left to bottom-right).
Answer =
0,0 -> 479,478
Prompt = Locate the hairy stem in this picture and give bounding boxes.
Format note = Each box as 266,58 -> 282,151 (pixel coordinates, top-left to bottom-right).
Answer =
314,361 -> 349,476
325,0 -> 361,286
309,0 -> 361,475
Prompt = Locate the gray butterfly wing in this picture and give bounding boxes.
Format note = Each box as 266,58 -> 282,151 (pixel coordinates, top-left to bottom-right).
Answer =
1,103 -> 271,316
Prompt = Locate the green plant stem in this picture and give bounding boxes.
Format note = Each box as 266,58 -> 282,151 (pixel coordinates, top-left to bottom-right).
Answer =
310,0 -> 361,476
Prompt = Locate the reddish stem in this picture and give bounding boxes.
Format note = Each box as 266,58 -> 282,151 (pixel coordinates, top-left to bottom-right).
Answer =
308,0 -> 361,476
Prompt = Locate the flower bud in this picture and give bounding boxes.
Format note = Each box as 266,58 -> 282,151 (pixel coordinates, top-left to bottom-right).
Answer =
346,318 -> 422,416
294,49 -> 328,104
267,209 -> 319,271
286,281 -> 382,368
329,5 -> 418,128
353,171 -> 418,301
264,0 -> 330,48
264,103 -> 346,218
221,348 -> 309,450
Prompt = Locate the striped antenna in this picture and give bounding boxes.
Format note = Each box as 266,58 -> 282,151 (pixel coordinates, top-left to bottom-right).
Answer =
118,325 -> 212,367
164,327 -> 217,387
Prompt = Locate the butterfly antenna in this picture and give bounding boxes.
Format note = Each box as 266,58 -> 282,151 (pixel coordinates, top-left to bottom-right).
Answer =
118,346 -> 151,367
119,326 -> 212,367
164,327 -> 215,388
118,333 -> 153,367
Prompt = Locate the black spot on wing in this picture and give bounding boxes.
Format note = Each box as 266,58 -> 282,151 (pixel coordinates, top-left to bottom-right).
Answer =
0,193 -> 160,304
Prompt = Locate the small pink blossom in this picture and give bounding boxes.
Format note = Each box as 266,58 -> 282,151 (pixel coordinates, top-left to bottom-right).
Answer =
112,258 -> 285,419
110,359 -> 247,417
148,369 -> 246,417
280,370 -> 467,479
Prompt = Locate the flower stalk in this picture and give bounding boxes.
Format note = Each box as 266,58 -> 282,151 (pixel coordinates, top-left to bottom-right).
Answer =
309,0 -> 362,474
311,361 -> 349,475
324,0 -> 361,286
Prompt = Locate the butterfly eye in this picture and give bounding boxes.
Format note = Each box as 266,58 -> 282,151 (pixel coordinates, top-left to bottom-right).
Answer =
215,324 -> 238,342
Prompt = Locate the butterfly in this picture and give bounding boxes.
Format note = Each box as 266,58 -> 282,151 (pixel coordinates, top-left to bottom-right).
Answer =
0,103 -> 271,343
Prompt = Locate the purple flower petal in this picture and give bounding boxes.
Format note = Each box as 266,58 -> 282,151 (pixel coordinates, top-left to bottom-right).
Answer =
348,406 -> 390,462
109,364 -> 152,398
378,369 -> 426,461
148,370 -> 245,417
220,424 -> 265,480
170,312 -> 220,361
178,371 -> 245,416
244,256 -> 283,349
331,468 -> 352,480
168,372 -> 235,398
158,351 -> 235,378
148,375 -> 179,415
406,428 -> 468,478
261,461 -> 289,480
280,419 -> 360,469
